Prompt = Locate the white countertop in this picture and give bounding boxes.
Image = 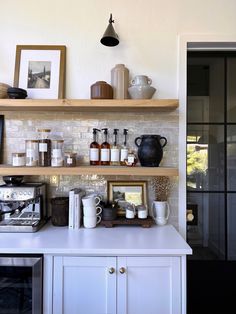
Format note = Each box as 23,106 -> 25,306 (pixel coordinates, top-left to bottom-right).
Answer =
0,223 -> 192,256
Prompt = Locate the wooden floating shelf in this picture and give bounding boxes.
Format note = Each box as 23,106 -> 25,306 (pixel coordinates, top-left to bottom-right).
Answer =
0,99 -> 179,112
101,217 -> 154,228
0,165 -> 178,177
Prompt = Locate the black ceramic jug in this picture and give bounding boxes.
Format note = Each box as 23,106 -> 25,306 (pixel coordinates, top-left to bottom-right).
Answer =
134,135 -> 167,167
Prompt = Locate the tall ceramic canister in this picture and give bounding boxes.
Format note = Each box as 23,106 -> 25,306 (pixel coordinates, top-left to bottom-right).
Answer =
111,64 -> 129,99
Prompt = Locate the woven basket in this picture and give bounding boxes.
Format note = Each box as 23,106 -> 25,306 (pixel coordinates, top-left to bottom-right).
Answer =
0,83 -> 11,98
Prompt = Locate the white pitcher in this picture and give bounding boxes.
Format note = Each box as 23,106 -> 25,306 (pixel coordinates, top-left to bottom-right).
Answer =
151,201 -> 170,225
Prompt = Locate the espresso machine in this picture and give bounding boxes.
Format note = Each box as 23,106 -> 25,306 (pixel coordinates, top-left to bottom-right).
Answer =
0,176 -> 48,232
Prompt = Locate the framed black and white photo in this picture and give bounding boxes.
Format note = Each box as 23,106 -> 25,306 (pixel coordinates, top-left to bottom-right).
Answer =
14,45 -> 66,99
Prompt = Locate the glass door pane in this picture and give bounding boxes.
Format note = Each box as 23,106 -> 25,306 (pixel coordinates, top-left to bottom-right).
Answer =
0,266 -> 32,313
227,58 -> 236,123
187,192 -> 225,260
227,194 -> 236,260
227,126 -> 236,191
187,125 -> 224,191
187,56 -> 224,123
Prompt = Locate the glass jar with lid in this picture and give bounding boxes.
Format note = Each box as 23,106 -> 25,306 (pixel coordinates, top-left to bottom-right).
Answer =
64,152 -> 77,167
51,139 -> 64,167
25,140 -> 39,166
12,152 -> 26,167
38,129 -> 51,167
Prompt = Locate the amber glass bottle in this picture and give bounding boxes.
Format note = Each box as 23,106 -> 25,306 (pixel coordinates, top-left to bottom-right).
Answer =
89,128 -> 100,165
100,128 -> 110,165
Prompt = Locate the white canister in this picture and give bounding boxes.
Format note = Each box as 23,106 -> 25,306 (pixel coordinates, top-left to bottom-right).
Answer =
136,205 -> 148,219
12,153 -> 26,167
111,64 -> 129,99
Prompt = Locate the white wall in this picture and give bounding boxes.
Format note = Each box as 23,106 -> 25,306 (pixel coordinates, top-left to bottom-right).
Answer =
1,0 -> 236,99
2,0 -> 236,236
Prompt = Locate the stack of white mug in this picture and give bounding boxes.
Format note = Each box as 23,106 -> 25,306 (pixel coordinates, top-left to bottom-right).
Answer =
82,195 -> 102,228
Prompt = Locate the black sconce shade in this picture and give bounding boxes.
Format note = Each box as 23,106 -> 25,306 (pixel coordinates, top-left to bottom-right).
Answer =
100,14 -> 119,47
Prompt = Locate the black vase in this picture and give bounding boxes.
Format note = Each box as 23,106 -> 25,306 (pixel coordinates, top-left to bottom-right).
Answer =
134,135 -> 167,167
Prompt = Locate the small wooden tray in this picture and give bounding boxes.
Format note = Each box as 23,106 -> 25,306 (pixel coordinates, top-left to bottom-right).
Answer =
101,216 -> 154,228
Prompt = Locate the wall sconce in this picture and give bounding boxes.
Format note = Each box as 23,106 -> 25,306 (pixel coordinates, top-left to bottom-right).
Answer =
100,14 -> 119,47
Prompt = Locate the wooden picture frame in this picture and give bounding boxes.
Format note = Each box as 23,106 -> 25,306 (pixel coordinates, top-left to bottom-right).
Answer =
108,181 -> 148,216
0,115 -> 4,164
14,45 -> 66,99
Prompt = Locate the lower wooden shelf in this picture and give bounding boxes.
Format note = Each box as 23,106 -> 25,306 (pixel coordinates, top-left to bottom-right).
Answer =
0,165 -> 178,176
101,216 -> 154,228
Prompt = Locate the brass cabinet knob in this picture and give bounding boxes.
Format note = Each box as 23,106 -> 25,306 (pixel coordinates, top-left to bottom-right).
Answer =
119,267 -> 126,274
109,267 -> 115,274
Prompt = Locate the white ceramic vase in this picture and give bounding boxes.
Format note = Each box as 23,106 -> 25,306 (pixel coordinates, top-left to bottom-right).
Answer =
128,75 -> 156,99
151,201 -> 170,226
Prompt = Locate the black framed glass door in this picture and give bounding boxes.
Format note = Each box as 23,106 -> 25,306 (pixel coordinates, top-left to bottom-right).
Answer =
187,51 -> 236,314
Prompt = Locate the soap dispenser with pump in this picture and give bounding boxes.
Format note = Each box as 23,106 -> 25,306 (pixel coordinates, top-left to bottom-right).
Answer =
110,129 -> 120,166
120,129 -> 129,166
101,128 -> 110,166
89,128 -> 100,165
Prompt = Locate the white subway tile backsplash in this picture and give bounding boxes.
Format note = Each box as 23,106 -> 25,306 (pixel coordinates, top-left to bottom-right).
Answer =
1,110 -> 179,229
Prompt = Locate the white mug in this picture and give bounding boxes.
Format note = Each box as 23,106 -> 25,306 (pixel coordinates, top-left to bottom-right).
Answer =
83,215 -> 101,228
82,195 -> 101,207
83,205 -> 102,217
151,201 -> 170,225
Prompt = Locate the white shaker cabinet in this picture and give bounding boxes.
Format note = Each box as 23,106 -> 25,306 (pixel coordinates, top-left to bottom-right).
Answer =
117,256 -> 181,314
52,255 -> 181,314
53,256 -> 116,314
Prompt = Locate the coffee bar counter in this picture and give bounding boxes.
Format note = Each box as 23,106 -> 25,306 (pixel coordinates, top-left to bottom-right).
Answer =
0,223 -> 191,256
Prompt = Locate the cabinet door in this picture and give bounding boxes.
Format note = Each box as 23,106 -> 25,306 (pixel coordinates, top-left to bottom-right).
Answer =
53,256 -> 116,314
117,256 -> 181,314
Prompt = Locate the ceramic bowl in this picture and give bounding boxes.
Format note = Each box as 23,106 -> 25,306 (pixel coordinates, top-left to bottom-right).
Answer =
2,176 -> 24,186
7,87 -> 27,99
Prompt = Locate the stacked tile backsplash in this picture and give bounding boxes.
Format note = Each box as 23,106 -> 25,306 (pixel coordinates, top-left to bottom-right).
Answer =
1,110 -> 179,228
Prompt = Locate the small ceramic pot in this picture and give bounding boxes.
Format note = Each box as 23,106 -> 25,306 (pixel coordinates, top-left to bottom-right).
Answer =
102,206 -> 117,221
90,81 -> 113,99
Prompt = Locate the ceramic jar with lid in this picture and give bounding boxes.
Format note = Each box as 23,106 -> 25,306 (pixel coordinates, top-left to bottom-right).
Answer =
64,152 -> 77,167
38,129 -> 51,167
25,140 -> 39,166
51,139 -> 64,167
111,64 -> 129,99
128,75 -> 156,99
12,153 -> 26,167
90,81 -> 113,99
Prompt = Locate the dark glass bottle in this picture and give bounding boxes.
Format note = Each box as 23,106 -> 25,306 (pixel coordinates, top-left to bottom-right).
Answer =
101,128 -> 110,166
89,128 -> 100,165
